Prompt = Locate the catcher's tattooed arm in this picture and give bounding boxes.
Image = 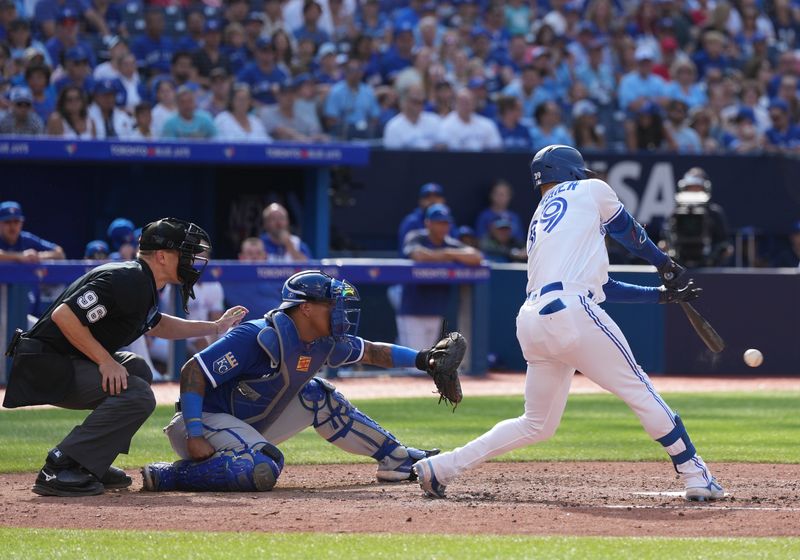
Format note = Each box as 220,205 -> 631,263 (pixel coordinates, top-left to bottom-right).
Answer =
180,358 -> 215,460
361,341 -> 427,370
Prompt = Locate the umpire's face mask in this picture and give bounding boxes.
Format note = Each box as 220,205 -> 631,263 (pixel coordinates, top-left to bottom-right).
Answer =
176,225 -> 211,313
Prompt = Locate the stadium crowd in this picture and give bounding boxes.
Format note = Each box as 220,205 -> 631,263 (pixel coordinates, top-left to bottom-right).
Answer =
0,0 -> 799,153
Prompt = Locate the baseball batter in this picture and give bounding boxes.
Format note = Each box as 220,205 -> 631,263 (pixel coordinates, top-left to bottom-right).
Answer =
415,145 -> 725,502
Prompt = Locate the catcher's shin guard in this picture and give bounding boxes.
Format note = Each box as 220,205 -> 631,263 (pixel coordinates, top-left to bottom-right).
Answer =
141,444 -> 284,492
300,378 -> 436,481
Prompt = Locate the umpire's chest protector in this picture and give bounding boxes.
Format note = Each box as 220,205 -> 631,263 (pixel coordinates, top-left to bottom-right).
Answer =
230,312 -> 336,432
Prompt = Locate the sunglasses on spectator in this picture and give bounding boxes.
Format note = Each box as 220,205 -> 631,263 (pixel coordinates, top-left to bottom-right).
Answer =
14,101 -> 31,107
408,97 -> 425,104
65,95 -> 82,101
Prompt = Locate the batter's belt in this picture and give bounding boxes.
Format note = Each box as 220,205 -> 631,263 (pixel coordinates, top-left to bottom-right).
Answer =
526,281 -> 595,303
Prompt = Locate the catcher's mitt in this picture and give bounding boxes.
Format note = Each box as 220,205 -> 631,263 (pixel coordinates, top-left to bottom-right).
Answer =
423,332 -> 465,409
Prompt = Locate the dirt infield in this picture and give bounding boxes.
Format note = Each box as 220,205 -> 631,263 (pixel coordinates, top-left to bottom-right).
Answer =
1,375 -> 798,537
0,462 -> 798,537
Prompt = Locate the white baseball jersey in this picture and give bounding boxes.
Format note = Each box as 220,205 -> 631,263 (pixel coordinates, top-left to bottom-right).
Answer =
525,178 -> 624,300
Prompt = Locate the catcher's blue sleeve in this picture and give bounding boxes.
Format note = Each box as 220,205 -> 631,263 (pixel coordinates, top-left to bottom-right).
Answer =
602,278 -> 660,304
605,209 -> 669,268
194,321 -> 271,388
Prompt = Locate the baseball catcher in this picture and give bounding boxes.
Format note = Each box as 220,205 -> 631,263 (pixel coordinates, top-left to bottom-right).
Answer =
142,270 -> 467,492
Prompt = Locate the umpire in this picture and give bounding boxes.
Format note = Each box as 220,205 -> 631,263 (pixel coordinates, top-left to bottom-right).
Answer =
3,218 -> 246,497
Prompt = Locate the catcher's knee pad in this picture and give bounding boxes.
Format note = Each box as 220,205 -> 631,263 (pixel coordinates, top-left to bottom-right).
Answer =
656,414 -> 697,472
144,445 -> 284,492
299,377 -> 402,461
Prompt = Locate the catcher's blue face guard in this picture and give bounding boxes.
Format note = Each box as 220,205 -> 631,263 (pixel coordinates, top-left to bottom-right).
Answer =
330,279 -> 360,338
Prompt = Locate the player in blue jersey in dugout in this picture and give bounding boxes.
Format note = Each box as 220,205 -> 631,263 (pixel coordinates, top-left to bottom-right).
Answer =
141,270 -> 446,492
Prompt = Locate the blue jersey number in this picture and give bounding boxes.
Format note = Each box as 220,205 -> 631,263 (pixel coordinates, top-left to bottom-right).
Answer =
528,197 -> 568,252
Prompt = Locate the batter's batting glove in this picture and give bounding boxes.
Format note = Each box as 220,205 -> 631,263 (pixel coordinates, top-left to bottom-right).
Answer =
657,259 -> 688,290
658,279 -> 702,304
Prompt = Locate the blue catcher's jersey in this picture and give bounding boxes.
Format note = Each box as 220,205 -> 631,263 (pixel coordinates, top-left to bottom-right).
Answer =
193,317 -> 364,428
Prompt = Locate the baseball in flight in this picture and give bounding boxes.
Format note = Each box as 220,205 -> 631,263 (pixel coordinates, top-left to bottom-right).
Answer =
743,349 -> 763,367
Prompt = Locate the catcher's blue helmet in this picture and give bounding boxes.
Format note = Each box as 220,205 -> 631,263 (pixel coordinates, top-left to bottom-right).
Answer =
529,145 -> 592,189
279,270 -> 361,337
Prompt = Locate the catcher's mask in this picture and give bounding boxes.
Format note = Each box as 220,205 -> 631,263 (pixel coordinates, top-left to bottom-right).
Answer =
139,218 -> 211,313
278,270 -> 361,338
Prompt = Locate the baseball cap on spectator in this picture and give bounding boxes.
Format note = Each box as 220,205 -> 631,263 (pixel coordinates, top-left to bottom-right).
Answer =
85,240 -> 110,259
175,83 -> 198,96
292,73 -> 313,88
572,99 -> 597,118
65,45 -> 90,63
275,78 -> 295,93
563,2 -> 581,13
634,44 -> 656,62
577,22 -> 596,36
529,46 -> 549,60
204,19 -> 222,32
255,37 -> 274,51
107,218 -> 135,248
425,203 -> 453,222
752,31 -> 767,44
419,182 -> 444,198
0,201 -> 24,222
57,6 -> 80,23
660,36 -> 678,52
492,217 -> 513,229
316,42 -> 337,62
769,98 -> 789,113
394,20 -> 414,35
246,11 -> 265,24
457,225 -> 475,238
470,26 -> 491,40
656,17 -> 675,30
94,79 -> 117,95
9,86 -> 33,104
636,101 -> 661,116
588,37 -> 607,50
467,77 -> 486,90
735,106 -> 756,124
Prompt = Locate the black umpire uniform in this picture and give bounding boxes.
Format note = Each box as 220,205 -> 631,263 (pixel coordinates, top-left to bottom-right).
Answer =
3,218 -> 211,497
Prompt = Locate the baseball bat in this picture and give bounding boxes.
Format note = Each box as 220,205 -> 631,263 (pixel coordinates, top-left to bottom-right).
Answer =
678,302 -> 725,353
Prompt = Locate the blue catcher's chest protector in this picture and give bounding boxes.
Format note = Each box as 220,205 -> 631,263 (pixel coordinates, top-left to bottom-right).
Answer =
229,311 -> 337,432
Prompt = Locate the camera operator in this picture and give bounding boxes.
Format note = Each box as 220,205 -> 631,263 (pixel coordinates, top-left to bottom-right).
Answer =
662,167 -> 732,267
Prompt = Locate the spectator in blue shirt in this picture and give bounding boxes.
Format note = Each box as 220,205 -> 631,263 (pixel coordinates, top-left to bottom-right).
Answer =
236,37 -> 288,107
259,202 -> 311,263
323,58 -> 380,139
293,0 -> 329,48
53,45 -> 95,93
664,98 -> 702,153
380,21 -> 415,83
160,85 -> 216,140
529,100 -> 574,151
495,94 -> 532,151
131,8 -> 175,77
176,9 -> 206,53
0,201 -> 65,262
618,44 -> 667,112
575,38 -> 615,107
691,30 -> 732,80
35,0 -> 109,41
25,63 -> 56,122
468,77 -> 497,120
720,106 -> 765,153
7,18 -> 52,67
313,42 -> 342,85
502,64 -> 552,124
765,98 -> 800,153
45,7 -> 96,69
664,58 -> 707,110
355,0 -> 390,40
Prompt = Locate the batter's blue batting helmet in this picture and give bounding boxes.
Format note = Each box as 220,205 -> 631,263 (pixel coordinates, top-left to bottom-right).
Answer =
279,270 -> 361,337
529,145 -> 592,189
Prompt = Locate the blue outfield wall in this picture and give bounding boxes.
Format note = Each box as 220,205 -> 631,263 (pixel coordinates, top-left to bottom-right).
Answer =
489,265 -> 799,376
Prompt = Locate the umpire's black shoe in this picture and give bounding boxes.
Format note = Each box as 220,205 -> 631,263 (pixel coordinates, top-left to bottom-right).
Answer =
32,465 -> 105,497
99,466 -> 132,489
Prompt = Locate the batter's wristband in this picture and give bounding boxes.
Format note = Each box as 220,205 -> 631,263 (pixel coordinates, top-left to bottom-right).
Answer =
180,392 -> 204,438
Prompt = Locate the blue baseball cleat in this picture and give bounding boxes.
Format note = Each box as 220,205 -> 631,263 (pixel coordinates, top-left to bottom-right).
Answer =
685,478 -> 725,502
413,458 -> 446,499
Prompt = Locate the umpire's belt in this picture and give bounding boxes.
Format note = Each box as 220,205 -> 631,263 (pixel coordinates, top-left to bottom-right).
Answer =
526,281 -> 594,303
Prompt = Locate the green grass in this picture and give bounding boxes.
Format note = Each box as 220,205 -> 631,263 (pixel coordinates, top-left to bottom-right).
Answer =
1,392 -> 798,472
0,529 -> 798,559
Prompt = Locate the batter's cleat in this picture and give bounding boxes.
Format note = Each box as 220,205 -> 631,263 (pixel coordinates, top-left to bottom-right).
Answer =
377,447 -> 440,483
140,462 -> 177,492
32,465 -> 104,497
413,458 -> 446,499
685,478 -> 725,502
100,465 -> 132,489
